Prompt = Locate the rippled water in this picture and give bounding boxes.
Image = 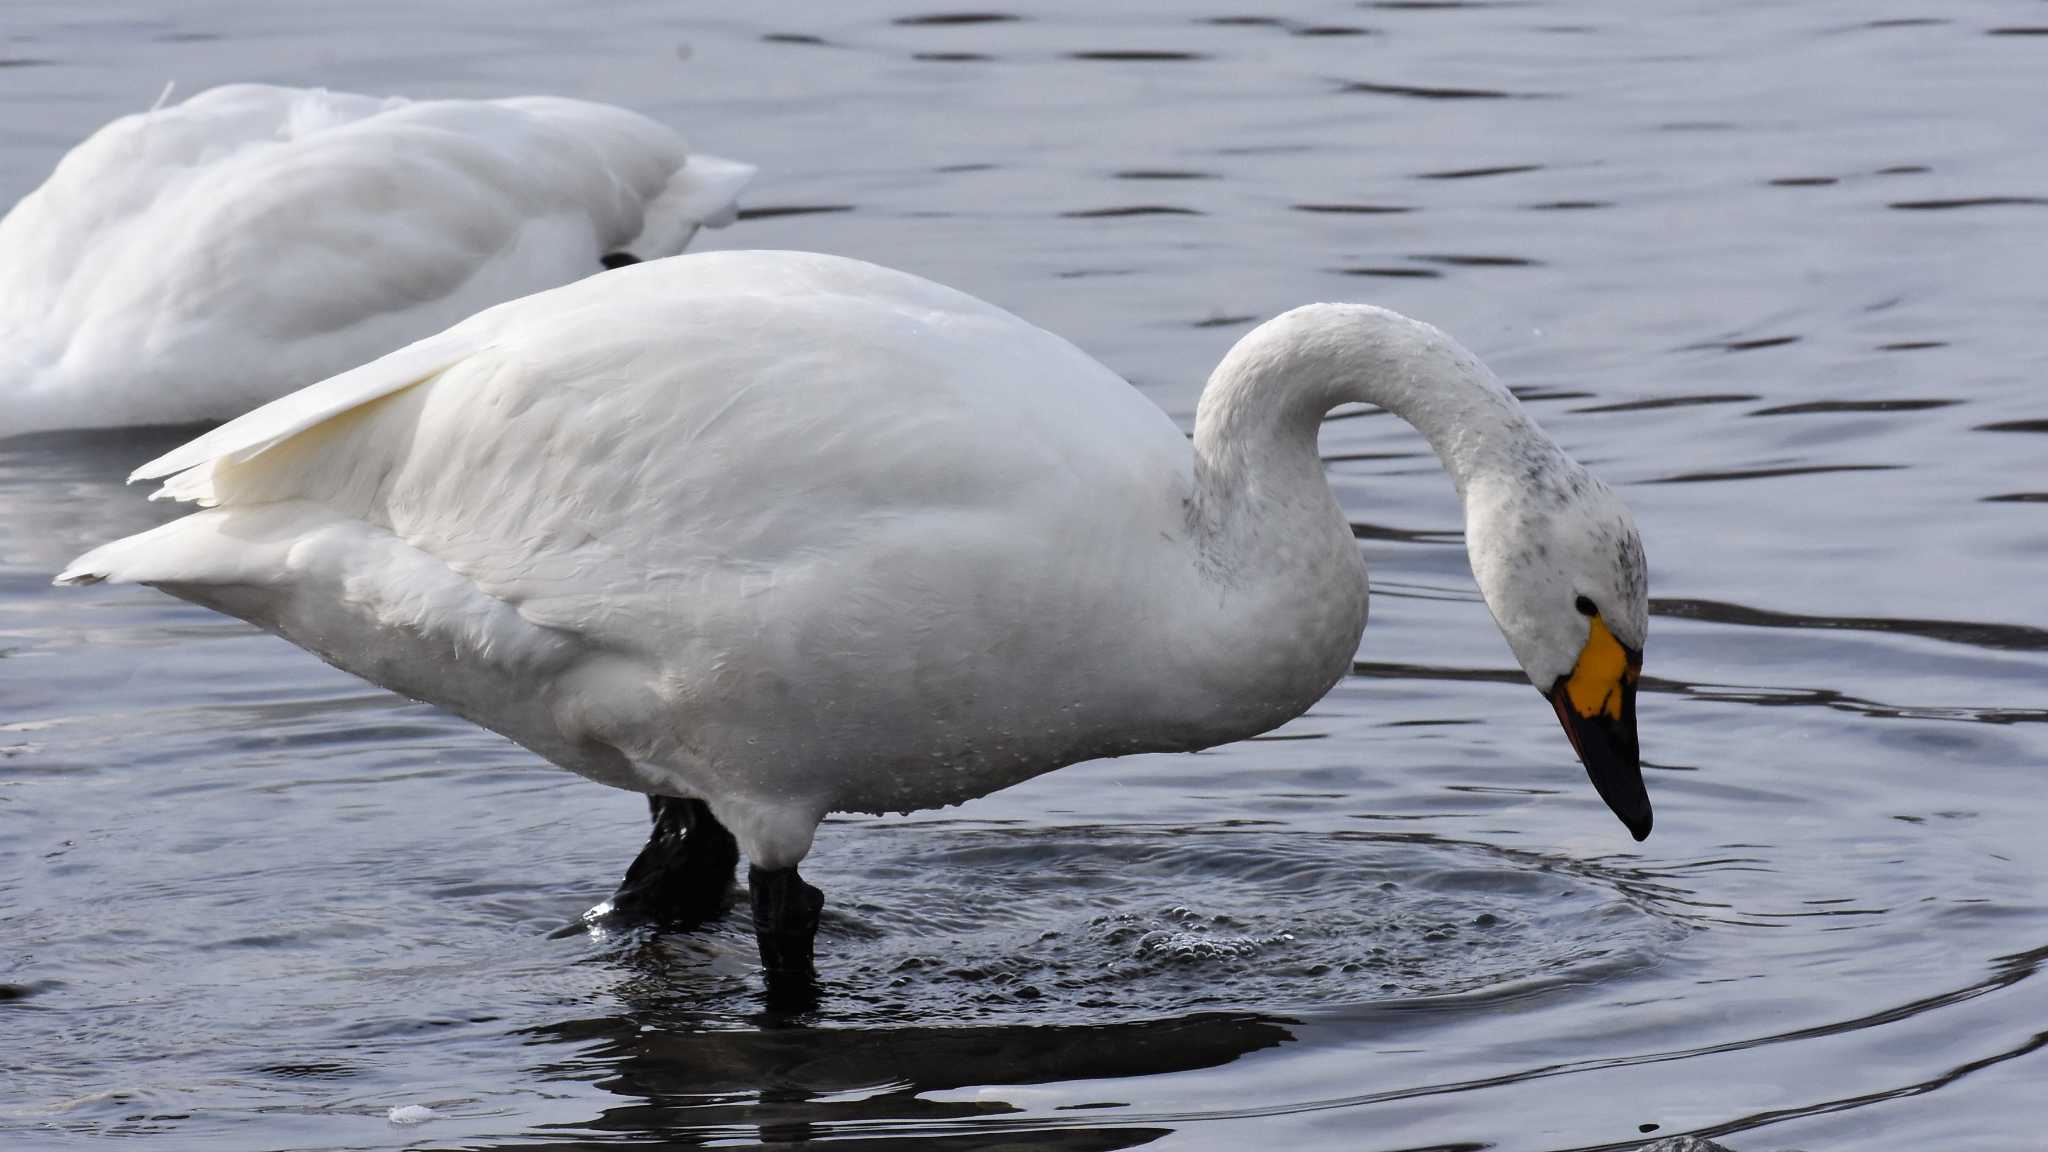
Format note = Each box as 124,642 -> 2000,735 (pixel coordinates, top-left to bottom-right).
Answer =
4,2 -> 2047,1149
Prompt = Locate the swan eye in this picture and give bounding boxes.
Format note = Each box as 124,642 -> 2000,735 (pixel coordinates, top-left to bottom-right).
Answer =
1574,595 -> 1598,617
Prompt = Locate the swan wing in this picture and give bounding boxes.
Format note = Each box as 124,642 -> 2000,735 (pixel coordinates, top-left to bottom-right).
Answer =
124,318 -> 494,496
80,247 -> 1190,597
60,252 -> 1201,822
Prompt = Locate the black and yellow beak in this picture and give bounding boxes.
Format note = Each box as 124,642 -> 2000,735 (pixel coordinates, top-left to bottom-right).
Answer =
1546,615 -> 1650,841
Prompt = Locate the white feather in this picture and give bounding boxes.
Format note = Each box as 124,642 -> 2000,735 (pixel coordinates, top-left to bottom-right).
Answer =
60,250 -> 1649,868
0,83 -> 753,435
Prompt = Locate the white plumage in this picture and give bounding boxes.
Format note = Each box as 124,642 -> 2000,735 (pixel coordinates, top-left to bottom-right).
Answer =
61,250 -> 1651,968
1,83 -> 752,435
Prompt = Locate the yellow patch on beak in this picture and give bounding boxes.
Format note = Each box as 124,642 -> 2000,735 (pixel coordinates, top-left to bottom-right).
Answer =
1564,615 -> 1640,721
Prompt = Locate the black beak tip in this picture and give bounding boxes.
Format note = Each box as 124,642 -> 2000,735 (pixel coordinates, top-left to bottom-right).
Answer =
1623,807 -> 1653,842
1547,678 -> 1650,844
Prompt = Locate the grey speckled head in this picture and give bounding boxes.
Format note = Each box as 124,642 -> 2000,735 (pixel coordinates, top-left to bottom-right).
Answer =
1464,436 -> 1650,840
1466,453 -> 1647,688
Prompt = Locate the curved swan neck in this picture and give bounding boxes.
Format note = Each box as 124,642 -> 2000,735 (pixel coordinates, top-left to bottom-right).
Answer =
1192,305 -> 1543,519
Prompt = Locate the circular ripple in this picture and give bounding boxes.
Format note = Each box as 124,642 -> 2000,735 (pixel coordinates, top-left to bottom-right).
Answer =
589,826 -> 1686,1025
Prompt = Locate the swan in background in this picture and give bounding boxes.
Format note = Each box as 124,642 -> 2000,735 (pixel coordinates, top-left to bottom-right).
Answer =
0,83 -> 753,435
58,250 -> 1650,981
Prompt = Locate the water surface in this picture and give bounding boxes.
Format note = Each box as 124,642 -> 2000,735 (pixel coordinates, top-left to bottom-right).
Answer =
3,2 -> 2046,1149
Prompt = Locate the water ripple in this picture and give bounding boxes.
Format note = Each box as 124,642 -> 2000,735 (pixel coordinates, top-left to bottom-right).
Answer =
733,204 -> 855,220
1061,205 -> 1202,218
1647,596 -> 2048,653
1645,462 -> 1901,483
1889,196 -> 2048,210
1343,80 -> 1525,100
893,12 -> 1022,26
1419,163 -> 1544,180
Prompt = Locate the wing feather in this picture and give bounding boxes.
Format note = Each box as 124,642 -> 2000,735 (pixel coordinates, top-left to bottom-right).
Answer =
128,325 -> 489,493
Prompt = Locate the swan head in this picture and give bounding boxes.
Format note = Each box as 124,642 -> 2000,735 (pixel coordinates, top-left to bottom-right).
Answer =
1196,301 -> 1653,838
1465,460 -> 1650,840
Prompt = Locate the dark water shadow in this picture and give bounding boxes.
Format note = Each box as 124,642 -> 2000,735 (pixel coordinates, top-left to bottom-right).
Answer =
1748,398 -> 1956,416
893,12 -> 1024,26
498,1001 -> 1287,1147
1293,202 -> 1414,214
1068,50 -> 1208,62
1351,520 -> 1461,545
734,205 -> 855,221
1677,334 -> 1801,353
1418,163 -> 1543,180
1333,266 -> 1443,279
1413,253 -> 1542,268
1888,196 -> 2048,210
1061,205 -> 1202,218
1645,462 -> 1901,483
1571,393 -> 1760,414
1343,80 -> 1527,100
1648,597 -> 2048,653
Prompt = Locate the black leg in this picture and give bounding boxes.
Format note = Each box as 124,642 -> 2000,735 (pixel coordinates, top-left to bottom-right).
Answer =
749,864 -> 824,979
603,796 -> 739,927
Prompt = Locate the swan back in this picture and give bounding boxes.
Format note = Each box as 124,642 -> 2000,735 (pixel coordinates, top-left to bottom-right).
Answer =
1,84 -> 752,434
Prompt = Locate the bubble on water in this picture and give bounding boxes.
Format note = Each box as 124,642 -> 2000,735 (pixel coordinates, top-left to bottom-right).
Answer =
597,826 -> 1688,1026
387,1104 -> 439,1125
1132,928 -> 1287,962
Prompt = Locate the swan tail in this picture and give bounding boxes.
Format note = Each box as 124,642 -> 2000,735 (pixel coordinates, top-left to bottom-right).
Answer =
617,152 -> 756,260
56,505 -> 303,587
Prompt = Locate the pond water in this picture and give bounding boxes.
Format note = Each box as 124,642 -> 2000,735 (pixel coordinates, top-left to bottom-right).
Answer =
4,1 -> 2046,1149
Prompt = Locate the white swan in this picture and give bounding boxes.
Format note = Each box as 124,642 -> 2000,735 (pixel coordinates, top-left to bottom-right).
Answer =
58,250 -> 1650,978
1,83 -> 752,435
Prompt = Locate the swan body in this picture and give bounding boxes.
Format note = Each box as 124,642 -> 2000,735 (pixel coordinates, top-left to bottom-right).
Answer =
1,83 -> 753,435
60,250 -> 1651,974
